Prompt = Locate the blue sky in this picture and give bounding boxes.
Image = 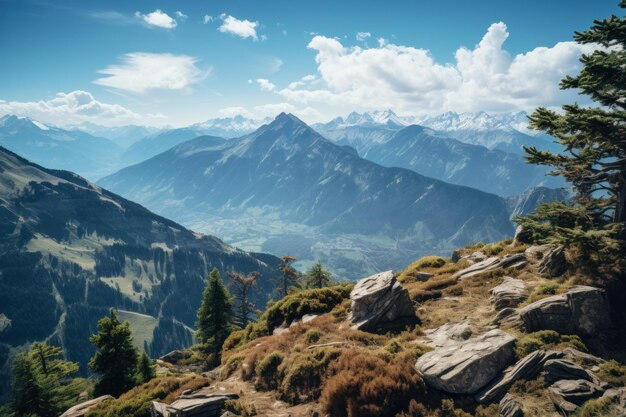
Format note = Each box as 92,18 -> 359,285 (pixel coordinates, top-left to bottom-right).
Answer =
0,0 -> 622,127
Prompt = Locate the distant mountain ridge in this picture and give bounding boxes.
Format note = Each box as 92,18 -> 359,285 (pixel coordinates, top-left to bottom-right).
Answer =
0,146 -> 280,394
100,113 -> 516,276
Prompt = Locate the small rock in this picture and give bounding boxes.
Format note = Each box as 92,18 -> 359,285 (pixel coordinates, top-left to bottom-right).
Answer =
415,329 -> 516,394
453,254 -> 528,280
544,359 -> 597,384
499,394 -> 524,417
423,321 -> 472,348
415,272 -> 434,281
538,246 -> 567,277
60,396 -> 113,417
548,379 -> 604,414
491,277 -> 527,310
348,271 -> 415,331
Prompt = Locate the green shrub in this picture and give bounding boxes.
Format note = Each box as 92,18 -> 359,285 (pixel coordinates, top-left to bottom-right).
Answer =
527,282 -> 560,303
385,340 -> 404,354
575,396 -> 621,417
482,243 -> 504,256
305,329 -> 323,344
224,399 -> 257,417
255,352 -> 284,391
398,257 -> 447,283
597,360 -> 626,387
279,348 -> 342,404
515,331 -> 587,359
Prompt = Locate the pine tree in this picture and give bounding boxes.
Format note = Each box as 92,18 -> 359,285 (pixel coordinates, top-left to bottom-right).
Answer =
229,271 -> 259,328
11,343 -> 83,417
278,256 -> 300,298
196,268 -> 233,360
135,351 -> 156,384
89,308 -> 139,397
517,2 -> 626,273
305,261 -> 332,289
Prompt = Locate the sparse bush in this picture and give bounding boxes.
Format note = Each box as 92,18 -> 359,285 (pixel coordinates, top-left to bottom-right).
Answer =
320,350 -> 425,417
224,399 -> 257,417
280,348 -> 342,404
305,329 -> 323,344
398,257 -> 447,283
482,243 -> 504,256
597,360 -> 626,387
575,396 -> 621,417
385,340 -> 404,354
515,331 -> 586,359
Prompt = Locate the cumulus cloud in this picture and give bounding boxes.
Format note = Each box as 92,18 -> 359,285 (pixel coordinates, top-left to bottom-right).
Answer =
175,11 -> 188,21
356,32 -> 371,41
203,15 -> 214,24
218,14 -> 259,40
0,91 -> 164,127
94,53 -> 207,94
135,9 -> 177,29
278,22 -> 596,115
255,78 -> 276,91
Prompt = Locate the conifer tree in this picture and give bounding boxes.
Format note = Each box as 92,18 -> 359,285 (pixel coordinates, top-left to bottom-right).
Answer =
517,2 -> 626,272
135,351 -> 156,384
89,308 -> 138,397
11,343 -> 83,417
196,268 -> 233,360
278,256 -> 300,298
305,260 -> 332,289
229,271 -> 259,328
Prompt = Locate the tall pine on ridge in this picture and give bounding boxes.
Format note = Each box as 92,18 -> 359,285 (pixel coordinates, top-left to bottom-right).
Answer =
196,268 -> 233,364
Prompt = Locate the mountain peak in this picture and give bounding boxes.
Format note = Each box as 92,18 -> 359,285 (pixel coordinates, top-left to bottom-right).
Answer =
269,112 -> 308,129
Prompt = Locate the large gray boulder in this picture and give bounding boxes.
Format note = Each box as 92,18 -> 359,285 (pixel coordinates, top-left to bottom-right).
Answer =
491,277 -> 527,310
476,349 -> 563,403
519,286 -> 612,336
348,271 -> 415,331
415,329 -> 516,394
60,395 -> 113,417
453,254 -> 528,280
544,359 -> 597,384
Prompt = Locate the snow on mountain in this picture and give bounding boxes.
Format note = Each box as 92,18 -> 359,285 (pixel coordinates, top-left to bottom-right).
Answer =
190,115 -> 271,135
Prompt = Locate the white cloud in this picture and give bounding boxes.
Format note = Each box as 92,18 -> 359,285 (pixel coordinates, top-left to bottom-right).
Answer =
203,15 -> 214,24
175,11 -> 188,21
277,22 -> 597,115
0,91 -> 164,127
255,78 -> 276,91
94,53 -> 207,94
217,102 -> 322,122
218,106 -> 253,118
135,9 -> 177,29
218,14 -> 259,40
356,32 -> 371,41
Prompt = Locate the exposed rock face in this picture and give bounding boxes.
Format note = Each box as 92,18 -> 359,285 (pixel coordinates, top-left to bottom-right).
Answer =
544,359 -> 597,384
477,349 -> 563,403
602,388 -> 626,414
491,277 -> 527,310
151,391 -> 238,417
60,395 -> 113,417
548,379 -> 604,415
537,246 -> 567,277
499,394 -> 524,417
453,254 -> 528,280
159,350 -> 193,365
519,286 -> 612,336
415,329 -> 516,394
348,271 -> 415,331
423,321 -> 472,348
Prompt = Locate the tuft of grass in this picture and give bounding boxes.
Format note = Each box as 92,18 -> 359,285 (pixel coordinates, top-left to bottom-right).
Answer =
515,330 -> 587,359
575,397 -> 621,417
525,280 -> 573,304
597,360 -> 626,387
255,351 -> 284,391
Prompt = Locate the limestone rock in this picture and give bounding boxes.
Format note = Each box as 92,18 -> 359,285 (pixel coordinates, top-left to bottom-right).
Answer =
453,254 -> 528,280
152,391 -> 238,417
544,359 -> 597,384
60,395 -> 113,417
348,271 -> 415,331
423,321 -> 472,348
602,388 -> 626,414
477,349 -> 563,403
491,277 -> 527,310
538,245 -> 567,277
415,329 -> 516,394
519,286 -> 612,336
524,244 -> 556,261
499,394 -> 524,417
159,349 -> 192,365
548,379 -> 604,415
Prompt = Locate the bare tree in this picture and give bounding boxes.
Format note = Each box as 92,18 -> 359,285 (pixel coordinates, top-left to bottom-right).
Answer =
229,271 -> 259,327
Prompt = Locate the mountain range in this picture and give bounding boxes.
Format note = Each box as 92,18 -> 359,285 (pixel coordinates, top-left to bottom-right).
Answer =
0,146 -> 280,394
99,113 -> 517,277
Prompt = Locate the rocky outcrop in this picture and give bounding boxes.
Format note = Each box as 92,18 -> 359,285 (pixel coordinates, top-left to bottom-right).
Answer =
348,271 -> 415,331
159,350 -> 193,365
453,254 -> 528,280
544,359 -> 597,384
538,246 -> 567,277
415,329 -> 516,394
60,395 -> 113,417
602,388 -> 626,414
519,286 -> 612,335
422,321 -> 472,348
151,391 -> 239,417
491,277 -> 526,310
476,349 -> 563,403
499,394 -> 524,417
548,379 -> 604,415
